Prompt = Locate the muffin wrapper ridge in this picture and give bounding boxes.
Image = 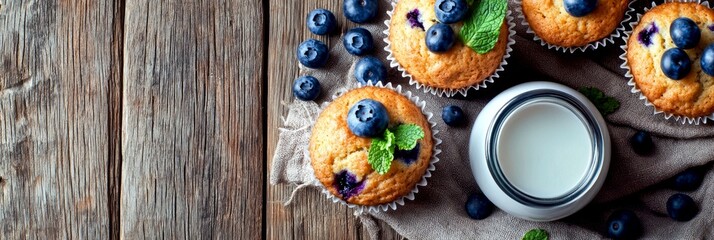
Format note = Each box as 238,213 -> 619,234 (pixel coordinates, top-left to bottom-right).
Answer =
383,2 -> 516,97
515,0 -> 636,53
619,0 -> 713,125
313,81 -> 442,214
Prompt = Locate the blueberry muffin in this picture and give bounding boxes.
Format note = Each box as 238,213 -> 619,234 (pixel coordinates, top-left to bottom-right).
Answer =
388,0 -> 509,90
626,2 -> 714,118
309,87 -> 433,205
521,0 -> 629,47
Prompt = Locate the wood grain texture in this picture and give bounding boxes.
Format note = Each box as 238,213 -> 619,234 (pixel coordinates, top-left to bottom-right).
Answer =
120,0 -> 264,239
266,1 -> 402,239
0,0 -> 116,238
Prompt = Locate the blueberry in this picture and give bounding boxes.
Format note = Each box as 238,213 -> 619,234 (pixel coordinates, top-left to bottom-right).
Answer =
343,28 -> 374,56
347,99 -> 389,138
670,18 -> 701,49
306,9 -> 337,35
667,193 -> 698,221
637,22 -> 659,47
395,143 -> 420,164
563,0 -> 598,17
296,39 -> 329,68
606,210 -> 641,240
670,166 -> 706,192
629,131 -> 654,155
465,192 -> 494,220
406,9 -> 425,30
425,23 -> 456,53
343,0 -> 378,23
434,0 -> 468,24
442,105 -> 465,126
661,48 -> 691,80
292,76 -> 321,101
700,44 -> 714,76
334,170 -> 365,199
354,57 -> 387,84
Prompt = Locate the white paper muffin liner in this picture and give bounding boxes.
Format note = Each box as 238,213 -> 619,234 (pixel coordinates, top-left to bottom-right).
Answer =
619,0 -> 714,125
514,0 -> 635,53
308,81 -> 442,214
383,2 -> 516,97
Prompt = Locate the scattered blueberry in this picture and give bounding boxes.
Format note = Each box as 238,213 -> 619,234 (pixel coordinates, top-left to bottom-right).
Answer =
425,23 -> 456,53
606,210 -> 642,240
637,22 -> 659,47
292,76 -> 321,101
354,57 -> 387,84
406,8 -> 425,30
465,192 -> 494,220
334,170 -> 365,199
670,18 -> 701,49
563,0 -> 598,17
344,0 -> 378,23
395,143 -> 420,164
296,39 -> 329,68
347,99 -> 390,138
434,0 -> 468,24
442,105 -> 466,126
629,131 -> 654,155
700,44 -> 714,76
343,28 -> 374,56
670,166 -> 707,192
660,48 -> 691,80
709,24 -> 714,31
307,9 -> 337,35
667,193 -> 698,221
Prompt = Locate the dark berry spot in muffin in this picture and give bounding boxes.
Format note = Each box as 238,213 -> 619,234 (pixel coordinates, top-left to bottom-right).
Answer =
334,170 -> 365,199
406,9 -> 425,30
708,24 -> 714,31
637,22 -> 659,47
395,143 -> 420,164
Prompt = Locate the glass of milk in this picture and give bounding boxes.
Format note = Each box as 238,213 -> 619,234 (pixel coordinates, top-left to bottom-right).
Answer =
469,81 -> 610,221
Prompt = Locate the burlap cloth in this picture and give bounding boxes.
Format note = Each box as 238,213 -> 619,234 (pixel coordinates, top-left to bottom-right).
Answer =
271,1 -> 714,239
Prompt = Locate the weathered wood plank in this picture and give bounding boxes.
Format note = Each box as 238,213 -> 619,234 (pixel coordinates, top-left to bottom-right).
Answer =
0,0 -> 116,238
120,0 -> 264,239
266,1 -> 402,239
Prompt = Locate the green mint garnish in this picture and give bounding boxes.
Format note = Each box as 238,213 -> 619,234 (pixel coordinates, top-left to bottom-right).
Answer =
393,124 -> 425,151
579,87 -> 621,116
459,0 -> 507,54
522,228 -> 549,240
465,0 -> 475,5
367,124 -> 425,175
368,129 -> 395,175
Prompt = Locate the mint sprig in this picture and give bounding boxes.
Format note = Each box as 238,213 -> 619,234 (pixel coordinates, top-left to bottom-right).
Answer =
522,228 -> 549,240
393,124 -> 425,150
367,124 -> 425,174
459,0 -> 507,54
579,87 -> 620,116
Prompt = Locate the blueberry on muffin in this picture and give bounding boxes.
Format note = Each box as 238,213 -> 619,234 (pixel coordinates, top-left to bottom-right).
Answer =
388,0 -> 509,91
521,0 -> 629,48
309,87 -> 433,205
626,2 -> 714,118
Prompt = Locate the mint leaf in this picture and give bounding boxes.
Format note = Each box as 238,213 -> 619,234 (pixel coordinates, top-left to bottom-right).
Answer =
368,129 -> 396,174
579,87 -> 621,116
522,228 -> 549,240
393,124 -> 425,151
465,0 -> 475,5
459,0 -> 507,54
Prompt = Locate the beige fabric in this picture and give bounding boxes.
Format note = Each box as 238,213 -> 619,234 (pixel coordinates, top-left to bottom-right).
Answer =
270,1 -> 714,239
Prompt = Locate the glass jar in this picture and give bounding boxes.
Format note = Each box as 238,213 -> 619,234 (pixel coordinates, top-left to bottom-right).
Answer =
469,81 -> 611,221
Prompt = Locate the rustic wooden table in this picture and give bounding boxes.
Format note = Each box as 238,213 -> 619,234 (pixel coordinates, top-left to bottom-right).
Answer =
0,0 -> 399,239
